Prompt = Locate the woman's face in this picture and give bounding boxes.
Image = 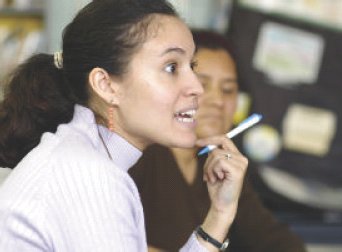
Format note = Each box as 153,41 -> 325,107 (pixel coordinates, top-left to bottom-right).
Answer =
194,48 -> 238,139
113,15 -> 202,150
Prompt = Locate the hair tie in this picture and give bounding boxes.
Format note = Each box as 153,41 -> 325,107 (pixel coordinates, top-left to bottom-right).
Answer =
54,51 -> 63,69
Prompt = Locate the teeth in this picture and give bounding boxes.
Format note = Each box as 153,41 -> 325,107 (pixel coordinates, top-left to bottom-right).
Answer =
175,109 -> 196,123
178,109 -> 196,117
176,117 -> 194,123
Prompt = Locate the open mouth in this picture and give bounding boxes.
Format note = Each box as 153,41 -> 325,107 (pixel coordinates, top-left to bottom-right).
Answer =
174,109 -> 196,123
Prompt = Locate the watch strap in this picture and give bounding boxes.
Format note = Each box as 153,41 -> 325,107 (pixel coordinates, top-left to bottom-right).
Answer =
195,226 -> 229,251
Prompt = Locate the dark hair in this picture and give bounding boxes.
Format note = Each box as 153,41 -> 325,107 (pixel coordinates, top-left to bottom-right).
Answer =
0,0 -> 177,168
191,29 -> 236,61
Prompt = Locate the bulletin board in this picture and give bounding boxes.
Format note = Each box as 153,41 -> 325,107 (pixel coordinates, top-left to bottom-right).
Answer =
227,1 -> 342,212
239,0 -> 342,32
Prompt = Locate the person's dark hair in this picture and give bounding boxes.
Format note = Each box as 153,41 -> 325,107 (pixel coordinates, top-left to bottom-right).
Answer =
191,29 -> 236,61
0,0 -> 177,168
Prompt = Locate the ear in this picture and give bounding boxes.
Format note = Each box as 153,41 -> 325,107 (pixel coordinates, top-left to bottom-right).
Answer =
88,67 -> 119,105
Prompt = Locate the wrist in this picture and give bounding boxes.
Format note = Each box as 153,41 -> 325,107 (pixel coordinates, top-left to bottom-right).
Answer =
195,226 -> 229,251
207,204 -> 237,226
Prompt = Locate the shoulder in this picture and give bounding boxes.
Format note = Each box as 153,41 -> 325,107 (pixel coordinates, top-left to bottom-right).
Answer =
15,124 -> 139,204
48,132 -> 137,196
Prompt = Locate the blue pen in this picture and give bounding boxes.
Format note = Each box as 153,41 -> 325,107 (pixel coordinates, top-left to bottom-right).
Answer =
198,113 -> 263,156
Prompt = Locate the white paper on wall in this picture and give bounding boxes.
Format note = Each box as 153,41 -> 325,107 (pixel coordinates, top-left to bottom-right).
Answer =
239,0 -> 342,29
253,22 -> 325,86
282,103 -> 337,156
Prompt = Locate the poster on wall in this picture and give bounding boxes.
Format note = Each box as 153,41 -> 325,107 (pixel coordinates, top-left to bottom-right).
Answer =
239,0 -> 342,30
253,22 -> 324,86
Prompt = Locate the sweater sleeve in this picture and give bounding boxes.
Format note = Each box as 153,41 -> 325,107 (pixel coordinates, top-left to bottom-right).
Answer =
0,147 -> 147,252
180,233 -> 208,252
44,151 -> 147,252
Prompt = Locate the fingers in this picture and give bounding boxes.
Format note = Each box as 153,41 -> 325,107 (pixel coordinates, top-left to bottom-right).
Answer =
203,148 -> 248,184
196,134 -> 240,153
223,153 -> 232,160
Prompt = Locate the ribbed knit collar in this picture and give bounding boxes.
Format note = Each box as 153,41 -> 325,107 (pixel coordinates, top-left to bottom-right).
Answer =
73,105 -> 142,172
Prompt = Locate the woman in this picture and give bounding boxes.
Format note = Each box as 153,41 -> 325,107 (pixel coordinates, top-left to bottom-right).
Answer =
0,1 -> 247,251
129,30 -> 307,252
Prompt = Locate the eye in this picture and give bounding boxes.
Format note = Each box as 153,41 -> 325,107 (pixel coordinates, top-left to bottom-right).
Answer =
221,84 -> 238,94
165,63 -> 177,74
190,60 -> 198,71
199,80 -> 209,91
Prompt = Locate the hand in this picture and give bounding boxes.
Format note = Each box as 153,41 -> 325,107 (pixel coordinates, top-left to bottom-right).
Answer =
196,135 -> 248,215
195,135 -> 248,251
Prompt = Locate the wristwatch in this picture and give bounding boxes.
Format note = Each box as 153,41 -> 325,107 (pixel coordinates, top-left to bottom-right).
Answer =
195,226 -> 229,251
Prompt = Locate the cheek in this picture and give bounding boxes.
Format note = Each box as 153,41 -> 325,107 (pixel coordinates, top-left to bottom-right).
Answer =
150,86 -> 176,106
223,100 -> 237,124
223,98 -> 237,114
143,87 -> 177,119
126,71 -> 179,118
198,93 -> 206,102
127,78 -> 168,106
198,94 -> 211,107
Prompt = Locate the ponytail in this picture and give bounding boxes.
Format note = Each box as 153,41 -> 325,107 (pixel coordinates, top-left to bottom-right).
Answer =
0,54 -> 75,168
0,0 -> 179,169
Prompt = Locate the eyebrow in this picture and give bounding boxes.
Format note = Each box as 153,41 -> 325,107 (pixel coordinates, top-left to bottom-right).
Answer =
160,47 -> 186,56
197,74 -> 237,83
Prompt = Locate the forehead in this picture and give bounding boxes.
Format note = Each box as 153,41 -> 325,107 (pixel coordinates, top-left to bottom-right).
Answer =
196,49 -> 236,75
139,15 -> 195,58
196,48 -> 233,64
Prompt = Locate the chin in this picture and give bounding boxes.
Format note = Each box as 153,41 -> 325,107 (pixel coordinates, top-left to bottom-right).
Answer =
169,134 -> 196,149
196,123 -> 223,137
197,129 -> 222,139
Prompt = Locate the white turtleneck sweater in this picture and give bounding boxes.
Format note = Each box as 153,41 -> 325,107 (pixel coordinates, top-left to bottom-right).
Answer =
0,105 -> 205,251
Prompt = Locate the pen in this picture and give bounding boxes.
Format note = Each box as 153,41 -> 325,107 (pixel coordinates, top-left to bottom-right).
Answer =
197,113 -> 263,156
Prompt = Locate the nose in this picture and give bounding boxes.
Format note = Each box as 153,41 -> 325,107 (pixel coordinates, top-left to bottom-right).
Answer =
187,73 -> 204,97
204,85 -> 224,107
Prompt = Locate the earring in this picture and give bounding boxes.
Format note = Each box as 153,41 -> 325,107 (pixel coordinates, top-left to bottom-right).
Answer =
108,100 -> 115,132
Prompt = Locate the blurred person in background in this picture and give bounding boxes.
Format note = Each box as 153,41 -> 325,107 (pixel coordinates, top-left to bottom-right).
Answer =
129,29 -> 307,252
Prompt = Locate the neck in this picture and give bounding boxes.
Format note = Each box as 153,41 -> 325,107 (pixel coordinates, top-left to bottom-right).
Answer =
88,95 -> 109,128
171,147 -> 198,185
